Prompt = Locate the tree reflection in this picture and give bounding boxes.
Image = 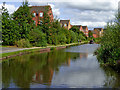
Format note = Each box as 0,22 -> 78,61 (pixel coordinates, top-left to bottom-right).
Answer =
102,66 -> 120,88
2,49 -> 80,88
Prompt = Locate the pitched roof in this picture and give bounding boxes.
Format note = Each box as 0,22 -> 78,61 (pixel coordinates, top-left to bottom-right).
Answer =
60,20 -> 70,24
94,28 -> 103,31
29,5 -> 52,13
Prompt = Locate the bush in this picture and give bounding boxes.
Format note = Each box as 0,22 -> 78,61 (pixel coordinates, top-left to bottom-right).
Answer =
15,39 -> 31,48
69,30 -> 77,43
29,27 -> 47,47
57,32 -> 66,45
96,14 -> 120,66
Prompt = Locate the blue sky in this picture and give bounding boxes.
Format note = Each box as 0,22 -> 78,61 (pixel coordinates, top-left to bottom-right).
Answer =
0,0 -> 119,30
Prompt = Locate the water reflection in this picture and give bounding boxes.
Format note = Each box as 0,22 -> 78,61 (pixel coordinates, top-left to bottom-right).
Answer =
2,44 -> 120,88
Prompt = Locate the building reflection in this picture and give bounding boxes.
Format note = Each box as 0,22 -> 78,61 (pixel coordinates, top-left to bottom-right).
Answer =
32,57 -> 71,85
79,53 -> 88,59
31,52 -> 84,86
32,68 -> 54,86
66,58 -> 71,66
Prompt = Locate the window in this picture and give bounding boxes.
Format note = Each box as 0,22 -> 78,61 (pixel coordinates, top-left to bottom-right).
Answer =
64,23 -> 67,27
40,12 -> 43,17
39,20 -> 43,25
33,13 -> 36,17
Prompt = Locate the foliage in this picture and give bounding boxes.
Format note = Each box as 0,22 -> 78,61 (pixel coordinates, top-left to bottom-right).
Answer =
12,1 -> 33,40
40,7 -> 52,38
69,30 -> 77,43
88,31 -> 93,37
96,14 -> 120,66
29,27 -> 47,47
69,26 -> 86,41
2,1 -> 87,47
15,39 -> 31,48
2,6 -> 20,45
69,26 -> 79,34
57,32 -> 67,44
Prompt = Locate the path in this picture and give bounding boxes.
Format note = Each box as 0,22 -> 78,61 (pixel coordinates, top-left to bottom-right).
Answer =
0,47 -> 42,54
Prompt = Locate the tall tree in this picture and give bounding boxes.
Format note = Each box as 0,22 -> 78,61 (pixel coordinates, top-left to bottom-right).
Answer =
96,13 -> 120,66
2,4 -> 18,45
39,6 -> 53,44
13,1 -> 33,40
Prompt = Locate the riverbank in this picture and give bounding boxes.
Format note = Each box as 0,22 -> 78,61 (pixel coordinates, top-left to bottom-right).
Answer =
0,41 -> 88,61
94,49 -> 120,73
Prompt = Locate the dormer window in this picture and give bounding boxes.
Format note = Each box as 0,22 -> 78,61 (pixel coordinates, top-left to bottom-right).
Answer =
40,12 -> 43,17
33,13 -> 36,17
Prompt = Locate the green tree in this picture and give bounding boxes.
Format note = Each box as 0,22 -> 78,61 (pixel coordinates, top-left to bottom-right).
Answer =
69,26 -> 79,33
96,14 -> 120,66
70,26 -> 86,41
57,31 -> 67,44
29,26 -> 47,47
88,31 -> 93,37
39,7 -> 52,44
13,1 -> 33,40
69,30 -> 77,43
2,5 -> 20,45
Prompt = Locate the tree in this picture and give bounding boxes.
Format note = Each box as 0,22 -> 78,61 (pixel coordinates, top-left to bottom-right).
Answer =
2,5 -> 19,45
40,6 -> 52,42
12,1 -> 33,40
88,31 -> 93,37
69,26 -> 86,41
69,30 -> 77,43
69,26 -> 79,33
29,26 -> 47,47
96,13 -> 120,66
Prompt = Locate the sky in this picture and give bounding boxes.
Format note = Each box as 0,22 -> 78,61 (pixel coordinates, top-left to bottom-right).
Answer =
0,0 -> 119,30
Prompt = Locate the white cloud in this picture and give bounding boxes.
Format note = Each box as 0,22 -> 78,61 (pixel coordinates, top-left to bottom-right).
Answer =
71,21 -> 107,29
55,0 -> 118,29
0,4 -> 18,14
48,4 -> 60,17
1,0 -> 119,29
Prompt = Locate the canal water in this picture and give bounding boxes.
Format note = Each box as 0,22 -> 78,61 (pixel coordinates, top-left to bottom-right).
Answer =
2,44 -> 120,88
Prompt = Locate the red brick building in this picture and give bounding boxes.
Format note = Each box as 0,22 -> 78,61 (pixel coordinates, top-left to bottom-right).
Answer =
29,5 -> 53,26
71,25 -> 88,37
92,31 -> 97,38
92,28 -> 103,38
82,26 -> 88,37
60,20 -> 71,30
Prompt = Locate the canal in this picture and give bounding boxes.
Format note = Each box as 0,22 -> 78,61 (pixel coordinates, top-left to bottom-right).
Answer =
2,44 -> 120,88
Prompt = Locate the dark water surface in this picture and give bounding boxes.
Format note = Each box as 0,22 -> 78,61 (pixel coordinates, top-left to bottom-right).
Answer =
2,44 -> 120,88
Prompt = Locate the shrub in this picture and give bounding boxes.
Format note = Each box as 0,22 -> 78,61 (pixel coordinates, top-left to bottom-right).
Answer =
57,32 -> 66,45
69,30 -> 77,43
15,39 -> 31,48
29,27 -> 47,47
96,14 -> 120,66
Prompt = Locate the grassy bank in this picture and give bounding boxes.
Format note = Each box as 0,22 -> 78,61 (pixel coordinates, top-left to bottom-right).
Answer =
1,41 -> 88,61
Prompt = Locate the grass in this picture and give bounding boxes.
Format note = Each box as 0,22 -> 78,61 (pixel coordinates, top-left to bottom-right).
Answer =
1,47 -> 48,58
0,41 -> 89,61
